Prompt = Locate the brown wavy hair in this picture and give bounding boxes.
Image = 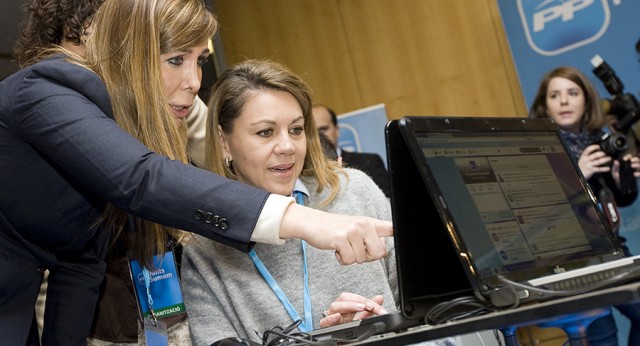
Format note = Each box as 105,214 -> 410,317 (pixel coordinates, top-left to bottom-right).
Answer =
205,59 -> 343,207
13,0 -> 105,67
529,66 -> 605,132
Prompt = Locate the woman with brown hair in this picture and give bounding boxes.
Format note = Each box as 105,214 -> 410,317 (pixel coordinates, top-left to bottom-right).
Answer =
182,59 -> 396,344
530,66 -> 640,345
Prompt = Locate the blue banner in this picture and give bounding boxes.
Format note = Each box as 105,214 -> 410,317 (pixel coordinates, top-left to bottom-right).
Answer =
498,0 -> 640,253
498,0 -> 640,108
498,1 -> 640,342
337,103 -> 389,168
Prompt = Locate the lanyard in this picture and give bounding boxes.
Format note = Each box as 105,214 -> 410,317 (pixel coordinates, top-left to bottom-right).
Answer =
248,192 -> 313,332
142,267 -> 157,321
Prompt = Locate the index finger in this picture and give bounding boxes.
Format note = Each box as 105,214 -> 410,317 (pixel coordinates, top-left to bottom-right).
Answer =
362,219 -> 392,261
583,144 -> 603,156
374,219 -> 393,237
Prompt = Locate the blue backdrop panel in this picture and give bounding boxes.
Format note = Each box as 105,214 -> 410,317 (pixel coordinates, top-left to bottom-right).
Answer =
498,1 -> 640,343
337,103 -> 389,168
498,0 -> 640,108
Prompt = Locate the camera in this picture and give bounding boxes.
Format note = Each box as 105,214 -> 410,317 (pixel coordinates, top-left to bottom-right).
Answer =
598,132 -> 628,159
598,131 -> 637,203
591,54 -> 639,201
591,55 -> 640,134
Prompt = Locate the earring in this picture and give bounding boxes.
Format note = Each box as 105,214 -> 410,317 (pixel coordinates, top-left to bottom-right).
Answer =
225,157 -> 232,168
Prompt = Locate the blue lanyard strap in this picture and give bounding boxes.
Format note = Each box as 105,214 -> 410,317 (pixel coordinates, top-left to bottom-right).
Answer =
248,192 -> 313,332
142,267 -> 157,321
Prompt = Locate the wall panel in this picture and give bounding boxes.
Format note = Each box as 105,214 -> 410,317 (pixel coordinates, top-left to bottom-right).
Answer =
211,0 -> 527,119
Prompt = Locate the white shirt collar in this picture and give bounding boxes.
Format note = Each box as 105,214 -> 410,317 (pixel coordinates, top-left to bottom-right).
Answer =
292,178 -> 310,199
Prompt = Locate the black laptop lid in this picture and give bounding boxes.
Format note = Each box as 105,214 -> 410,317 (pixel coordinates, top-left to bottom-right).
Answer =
387,116 -> 623,316
386,118 -> 473,319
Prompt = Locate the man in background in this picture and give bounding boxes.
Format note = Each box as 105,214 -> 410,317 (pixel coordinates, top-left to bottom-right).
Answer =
312,104 -> 391,197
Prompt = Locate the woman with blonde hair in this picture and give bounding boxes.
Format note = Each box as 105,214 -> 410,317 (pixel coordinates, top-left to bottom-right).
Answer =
13,0 -> 214,343
0,0 -> 392,344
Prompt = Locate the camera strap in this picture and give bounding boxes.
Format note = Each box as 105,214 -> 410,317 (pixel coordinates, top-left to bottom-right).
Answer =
596,176 -> 621,234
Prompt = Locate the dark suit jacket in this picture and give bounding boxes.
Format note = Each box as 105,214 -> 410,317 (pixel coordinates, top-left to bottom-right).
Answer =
0,55 -> 269,345
340,150 -> 391,197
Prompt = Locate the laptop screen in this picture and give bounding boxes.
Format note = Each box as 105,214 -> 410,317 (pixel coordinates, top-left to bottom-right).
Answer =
398,117 -> 622,289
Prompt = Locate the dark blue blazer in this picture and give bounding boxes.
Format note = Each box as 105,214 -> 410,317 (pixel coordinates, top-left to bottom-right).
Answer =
0,56 -> 269,345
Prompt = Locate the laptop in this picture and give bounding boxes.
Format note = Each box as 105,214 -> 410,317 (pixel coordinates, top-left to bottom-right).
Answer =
391,115 -> 640,311
309,115 -> 640,342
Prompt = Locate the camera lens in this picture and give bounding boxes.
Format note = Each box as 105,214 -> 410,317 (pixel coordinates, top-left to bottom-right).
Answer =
599,132 -> 628,157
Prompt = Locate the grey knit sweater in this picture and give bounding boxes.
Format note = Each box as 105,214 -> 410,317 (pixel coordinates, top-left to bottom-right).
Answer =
181,168 -> 396,345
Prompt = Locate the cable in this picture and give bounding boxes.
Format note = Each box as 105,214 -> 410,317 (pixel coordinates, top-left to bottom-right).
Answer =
258,320 -> 318,346
493,329 -> 504,346
259,266 -> 635,346
257,320 -> 387,346
424,295 -> 498,325
350,322 -> 387,342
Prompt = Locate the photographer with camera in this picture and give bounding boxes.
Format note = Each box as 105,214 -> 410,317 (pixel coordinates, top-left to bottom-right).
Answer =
592,54 -> 640,155
530,66 -> 640,346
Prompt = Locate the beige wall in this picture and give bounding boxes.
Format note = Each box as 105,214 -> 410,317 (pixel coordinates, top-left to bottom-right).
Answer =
211,0 -> 528,120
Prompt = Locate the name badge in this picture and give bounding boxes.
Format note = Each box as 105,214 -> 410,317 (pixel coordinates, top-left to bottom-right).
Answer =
129,250 -> 186,320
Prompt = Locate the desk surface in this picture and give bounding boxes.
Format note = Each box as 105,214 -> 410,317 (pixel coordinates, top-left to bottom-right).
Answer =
348,282 -> 640,345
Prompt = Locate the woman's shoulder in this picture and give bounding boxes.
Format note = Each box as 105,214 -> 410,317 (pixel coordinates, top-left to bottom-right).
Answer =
302,167 -> 376,191
19,55 -> 112,116
340,167 -> 384,190
31,56 -> 106,92
326,167 -> 391,218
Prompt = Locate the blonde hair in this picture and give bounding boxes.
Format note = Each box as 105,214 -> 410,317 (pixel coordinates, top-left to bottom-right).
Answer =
205,59 -> 343,206
82,0 -> 217,266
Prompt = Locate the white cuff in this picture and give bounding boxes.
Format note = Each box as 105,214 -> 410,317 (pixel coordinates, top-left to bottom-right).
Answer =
250,194 -> 293,245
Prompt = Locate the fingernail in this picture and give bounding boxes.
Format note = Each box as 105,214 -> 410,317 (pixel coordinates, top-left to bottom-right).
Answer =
365,300 -> 375,311
380,307 -> 389,314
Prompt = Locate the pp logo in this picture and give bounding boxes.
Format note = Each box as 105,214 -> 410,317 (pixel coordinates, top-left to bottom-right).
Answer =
517,0 -> 612,56
137,273 -> 146,285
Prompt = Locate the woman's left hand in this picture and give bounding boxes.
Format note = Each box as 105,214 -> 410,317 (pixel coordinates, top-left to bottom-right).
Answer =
612,154 -> 640,185
318,293 -> 388,328
627,155 -> 640,178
